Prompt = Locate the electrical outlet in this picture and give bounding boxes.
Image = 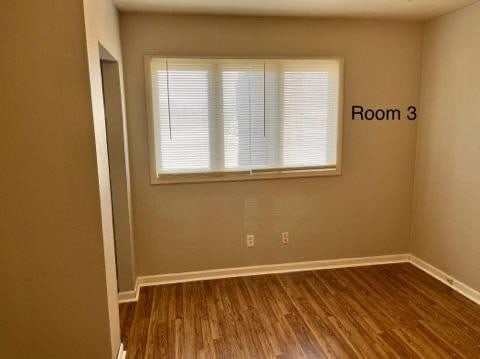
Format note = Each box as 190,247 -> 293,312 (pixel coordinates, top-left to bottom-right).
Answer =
281,232 -> 289,244
246,234 -> 255,247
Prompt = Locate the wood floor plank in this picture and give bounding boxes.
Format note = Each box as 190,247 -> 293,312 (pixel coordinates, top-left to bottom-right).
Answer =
120,263 -> 480,358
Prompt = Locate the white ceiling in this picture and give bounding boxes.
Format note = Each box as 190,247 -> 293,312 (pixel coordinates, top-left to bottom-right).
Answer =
114,0 -> 478,20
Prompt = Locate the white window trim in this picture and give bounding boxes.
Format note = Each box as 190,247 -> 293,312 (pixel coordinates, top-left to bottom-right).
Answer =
144,55 -> 345,185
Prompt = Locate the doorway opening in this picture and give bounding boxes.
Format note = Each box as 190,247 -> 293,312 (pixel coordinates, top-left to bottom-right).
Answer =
99,45 -> 135,295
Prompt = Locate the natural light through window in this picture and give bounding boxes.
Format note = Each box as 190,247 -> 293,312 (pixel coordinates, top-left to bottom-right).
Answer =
147,57 -> 342,182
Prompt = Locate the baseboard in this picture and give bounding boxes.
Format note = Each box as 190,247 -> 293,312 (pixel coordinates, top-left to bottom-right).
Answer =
118,253 -> 480,309
410,255 -> 480,306
118,254 -> 409,303
118,288 -> 138,303
117,343 -> 126,359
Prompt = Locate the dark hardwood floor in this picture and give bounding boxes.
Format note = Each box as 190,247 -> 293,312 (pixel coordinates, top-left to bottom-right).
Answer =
120,263 -> 480,358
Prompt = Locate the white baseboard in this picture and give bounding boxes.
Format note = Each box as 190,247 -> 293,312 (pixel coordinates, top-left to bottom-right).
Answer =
410,255 -> 480,306
117,343 -> 126,359
118,288 -> 138,303
118,254 -> 409,303
118,254 -> 480,307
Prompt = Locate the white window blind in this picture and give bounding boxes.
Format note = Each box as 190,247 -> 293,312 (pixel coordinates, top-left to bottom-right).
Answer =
149,57 -> 341,177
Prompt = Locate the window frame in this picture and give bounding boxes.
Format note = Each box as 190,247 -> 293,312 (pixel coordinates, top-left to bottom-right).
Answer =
144,55 -> 344,185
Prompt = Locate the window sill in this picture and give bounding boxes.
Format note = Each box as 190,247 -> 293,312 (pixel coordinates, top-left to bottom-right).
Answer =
150,166 -> 341,185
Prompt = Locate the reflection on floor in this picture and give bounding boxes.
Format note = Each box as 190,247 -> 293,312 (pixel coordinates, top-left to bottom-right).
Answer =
120,263 -> 480,358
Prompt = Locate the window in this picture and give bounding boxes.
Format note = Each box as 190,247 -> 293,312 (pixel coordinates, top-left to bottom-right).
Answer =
146,57 -> 343,184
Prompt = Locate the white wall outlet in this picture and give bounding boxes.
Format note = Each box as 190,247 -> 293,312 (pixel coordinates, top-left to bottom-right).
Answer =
281,232 -> 289,244
246,234 -> 255,247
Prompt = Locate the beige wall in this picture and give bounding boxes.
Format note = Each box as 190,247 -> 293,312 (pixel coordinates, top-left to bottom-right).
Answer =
120,14 -> 423,276
0,1 -> 115,357
412,2 -> 480,292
